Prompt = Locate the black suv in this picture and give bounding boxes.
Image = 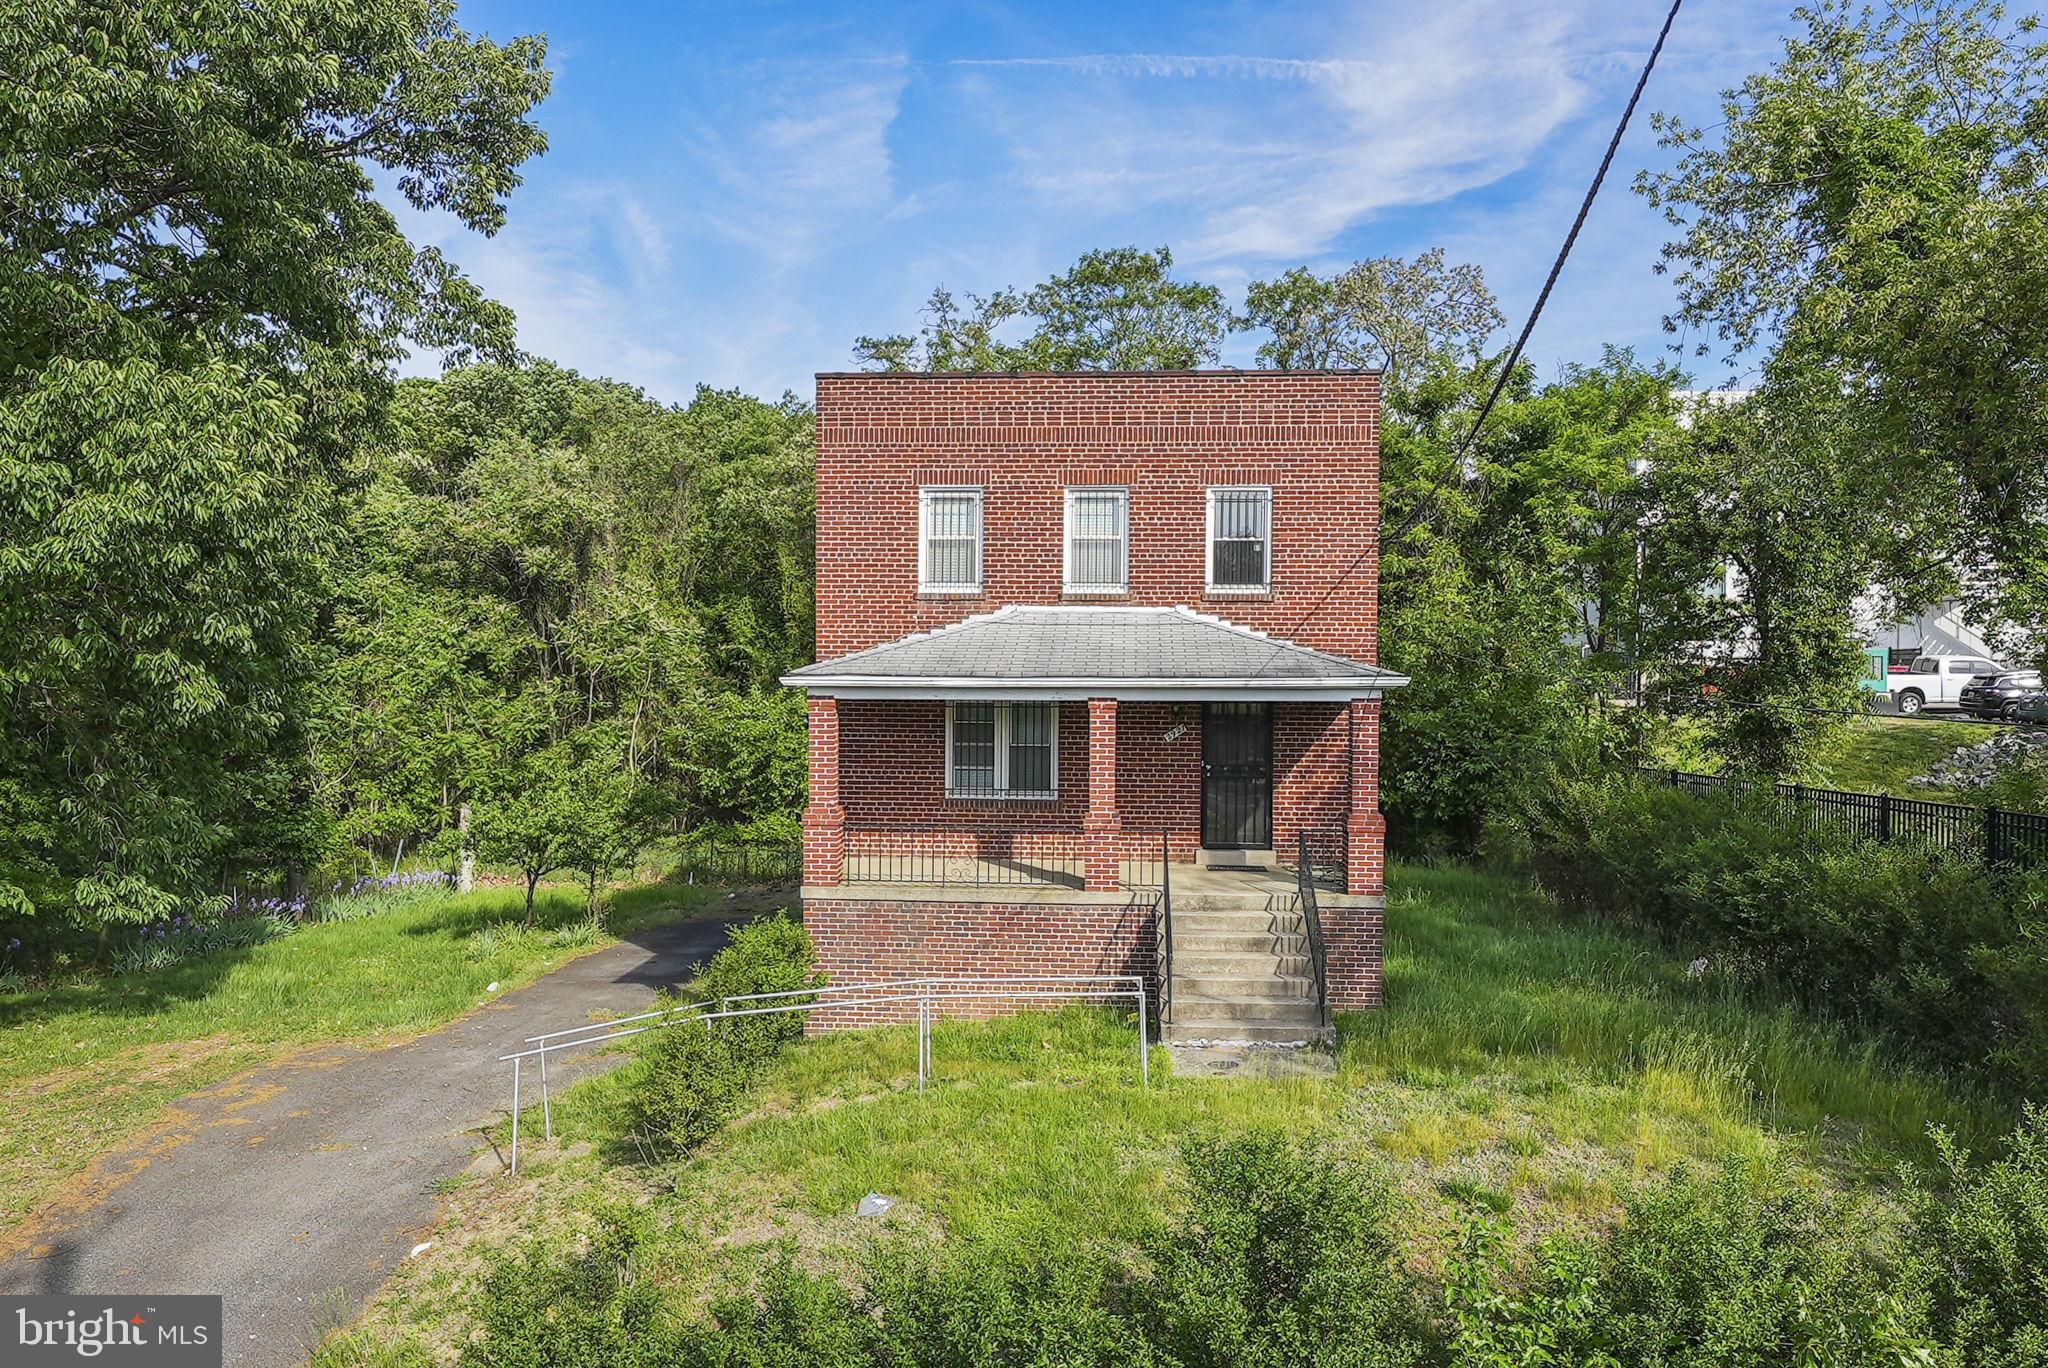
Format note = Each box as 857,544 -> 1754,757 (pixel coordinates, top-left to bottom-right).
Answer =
1959,670 -> 2044,720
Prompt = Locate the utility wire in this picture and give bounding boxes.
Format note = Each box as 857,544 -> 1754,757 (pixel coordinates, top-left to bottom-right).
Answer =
1252,0 -> 1685,677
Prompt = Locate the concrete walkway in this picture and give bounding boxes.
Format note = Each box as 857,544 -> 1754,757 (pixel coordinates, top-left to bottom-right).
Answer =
0,897 -> 771,1367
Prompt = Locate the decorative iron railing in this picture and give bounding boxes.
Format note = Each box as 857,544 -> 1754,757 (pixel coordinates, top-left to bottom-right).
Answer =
1156,829 -> 1175,1026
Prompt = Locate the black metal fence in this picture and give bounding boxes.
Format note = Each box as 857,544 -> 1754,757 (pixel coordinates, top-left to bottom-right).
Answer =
1647,768 -> 2048,870
675,838 -> 802,886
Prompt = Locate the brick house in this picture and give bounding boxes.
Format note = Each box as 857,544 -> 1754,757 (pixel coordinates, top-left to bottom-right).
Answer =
781,371 -> 1407,1039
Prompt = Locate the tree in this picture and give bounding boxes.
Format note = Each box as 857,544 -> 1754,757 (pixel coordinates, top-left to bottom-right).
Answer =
854,246 -> 1230,371
0,0 -> 549,930
1637,391 -> 1878,775
1639,0 -> 2048,663
1239,249 -> 1504,391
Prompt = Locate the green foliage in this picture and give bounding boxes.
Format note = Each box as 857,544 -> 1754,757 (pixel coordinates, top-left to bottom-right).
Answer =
1640,0 -> 2048,663
1134,1132 -> 1440,1368
1238,248 -> 1504,388
1510,771 -> 2048,1093
1451,1160 -> 1937,1367
853,245 -> 1230,371
455,1120 -> 2048,1368
464,1205 -> 681,1368
1908,1107 -> 2048,1366
624,916 -> 819,1156
0,0 -> 548,932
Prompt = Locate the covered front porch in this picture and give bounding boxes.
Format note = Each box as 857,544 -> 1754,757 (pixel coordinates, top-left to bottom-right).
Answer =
783,606 -> 1406,899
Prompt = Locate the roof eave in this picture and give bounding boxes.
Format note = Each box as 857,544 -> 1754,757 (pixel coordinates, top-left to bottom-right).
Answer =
777,673 -> 1411,702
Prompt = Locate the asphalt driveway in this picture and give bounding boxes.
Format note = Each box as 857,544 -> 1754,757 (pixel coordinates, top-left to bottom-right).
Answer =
0,897 -> 767,1367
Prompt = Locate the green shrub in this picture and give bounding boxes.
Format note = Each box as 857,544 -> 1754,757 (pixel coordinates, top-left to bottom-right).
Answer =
1907,1105 -> 2048,1366
623,915 -> 820,1158
1510,771 -> 2048,1092
690,914 -> 821,1058
1134,1132 -> 1442,1368
464,1207 -> 684,1368
631,1020 -> 757,1157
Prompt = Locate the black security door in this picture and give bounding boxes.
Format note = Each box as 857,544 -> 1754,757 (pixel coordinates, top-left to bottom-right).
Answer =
1202,703 -> 1272,849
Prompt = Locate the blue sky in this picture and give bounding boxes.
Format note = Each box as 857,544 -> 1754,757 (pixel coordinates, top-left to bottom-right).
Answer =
397,0 -> 1821,404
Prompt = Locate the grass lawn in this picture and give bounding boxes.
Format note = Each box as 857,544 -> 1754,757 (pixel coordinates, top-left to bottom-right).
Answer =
323,862 -> 2007,1366
1645,711 -> 2004,803
0,881 -> 716,1232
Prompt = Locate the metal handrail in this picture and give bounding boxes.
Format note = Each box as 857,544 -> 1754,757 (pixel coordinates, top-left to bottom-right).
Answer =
1295,830 -> 1332,1031
497,973 -> 1153,1172
1157,829 -> 1174,1026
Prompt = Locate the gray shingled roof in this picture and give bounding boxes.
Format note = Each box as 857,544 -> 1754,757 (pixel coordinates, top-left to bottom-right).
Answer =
784,607 -> 1403,685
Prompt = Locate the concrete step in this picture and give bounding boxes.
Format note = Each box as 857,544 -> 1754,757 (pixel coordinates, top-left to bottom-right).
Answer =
1168,993 -> 1323,1022
1171,908 -> 1305,933
1169,894 -> 1303,914
1172,951 -> 1310,977
1173,928 -> 1305,952
1173,973 -> 1315,1000
1163,1019 -> 1332,1045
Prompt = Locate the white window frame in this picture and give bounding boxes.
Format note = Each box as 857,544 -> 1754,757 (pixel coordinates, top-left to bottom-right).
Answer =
1063,486 -> 1129,594
918,486 -> 983,595
1205,485 -> 1273,593
945,702 -> 1059,801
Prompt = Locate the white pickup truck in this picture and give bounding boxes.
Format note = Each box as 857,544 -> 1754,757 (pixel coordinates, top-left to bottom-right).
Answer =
1888,653 -> 2003,715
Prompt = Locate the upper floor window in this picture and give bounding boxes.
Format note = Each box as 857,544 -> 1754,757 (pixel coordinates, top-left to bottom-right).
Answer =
1064,487 -> 1128,594
920,487 -> 982,593
1207,486 -> 1272,591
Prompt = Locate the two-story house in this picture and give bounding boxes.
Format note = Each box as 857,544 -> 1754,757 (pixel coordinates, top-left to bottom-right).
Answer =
781,371 -> 1408,1040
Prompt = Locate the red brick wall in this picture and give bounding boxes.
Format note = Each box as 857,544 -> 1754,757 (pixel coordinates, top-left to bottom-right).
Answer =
803,897 -> 1157,1028
813,372 -> 1381,663
836,699 -> 1355,862
1323,904 -> 1386,1010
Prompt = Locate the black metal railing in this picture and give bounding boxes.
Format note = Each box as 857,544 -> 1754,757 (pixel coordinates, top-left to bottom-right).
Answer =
1156,829 -> 1175,1026
676,838 -> 801,886
1295,830 -> 1332,1031
844,835 -> 1087,888
1645,768 -> 2048,870
1278,826 -> 1348,888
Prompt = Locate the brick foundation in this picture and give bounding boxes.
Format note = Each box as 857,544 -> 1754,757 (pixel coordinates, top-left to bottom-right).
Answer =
802,896 -> 1159,1029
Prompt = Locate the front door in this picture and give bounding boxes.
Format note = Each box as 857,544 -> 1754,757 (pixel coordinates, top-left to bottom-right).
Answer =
1202,702 -> 1272,849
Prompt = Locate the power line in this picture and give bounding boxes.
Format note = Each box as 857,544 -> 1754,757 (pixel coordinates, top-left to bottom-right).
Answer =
1253,0 -> 1685,676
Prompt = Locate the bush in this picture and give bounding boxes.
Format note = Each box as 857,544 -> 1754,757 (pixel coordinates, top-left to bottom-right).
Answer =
623,914 -> 820,1158
1508,771 -> 2048,1092
1450,1159 -> 1939,1366
1135,1132 -> 1441,1367
1907,1105 -> 2048,1366
465,1207 -> 684,1368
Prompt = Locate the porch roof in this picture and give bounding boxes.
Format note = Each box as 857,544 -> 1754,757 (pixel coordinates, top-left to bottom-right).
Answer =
780,606 -> 1409,702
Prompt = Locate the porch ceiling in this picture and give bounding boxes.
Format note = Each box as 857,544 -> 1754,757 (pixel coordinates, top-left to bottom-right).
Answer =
781,605 -> 1409,702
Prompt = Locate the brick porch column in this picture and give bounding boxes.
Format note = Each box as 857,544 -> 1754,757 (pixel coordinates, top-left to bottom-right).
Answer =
1345,697 -> 1386,896
1084,697 -> 1120,891
802,696 -> 846,885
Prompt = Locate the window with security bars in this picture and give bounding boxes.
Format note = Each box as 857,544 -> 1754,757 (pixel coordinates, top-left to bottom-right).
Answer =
1207,486 -> 1271,590
1064,487 -> 1128,592
947,702 -> 1058,799
920,487 -> 982,592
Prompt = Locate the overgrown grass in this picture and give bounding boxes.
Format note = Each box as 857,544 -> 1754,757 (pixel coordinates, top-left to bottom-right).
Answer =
0,882 -> 713,1230
332,862 -> 2006,1363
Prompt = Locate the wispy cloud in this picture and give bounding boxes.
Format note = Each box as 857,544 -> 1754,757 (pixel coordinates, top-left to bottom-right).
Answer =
685,56 -> 910,270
